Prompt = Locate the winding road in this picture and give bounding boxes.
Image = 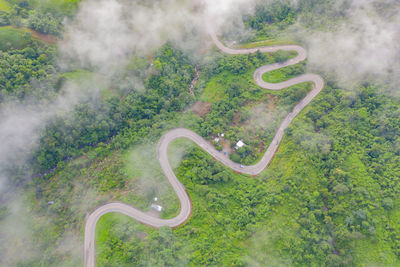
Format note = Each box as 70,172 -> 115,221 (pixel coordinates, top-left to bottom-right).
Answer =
84,32 -> 324,267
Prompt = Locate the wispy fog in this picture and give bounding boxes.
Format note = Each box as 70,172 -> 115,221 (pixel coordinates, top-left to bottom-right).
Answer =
298,0 -> 400,90
0,0 -> 259,196
59,0 -> 257,74
0,0 -> 399,265
0,0 -> 257,264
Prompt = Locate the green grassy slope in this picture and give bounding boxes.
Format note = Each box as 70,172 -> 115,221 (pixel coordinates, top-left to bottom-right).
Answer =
0,0 -> 10,12
0,26 -> 32,50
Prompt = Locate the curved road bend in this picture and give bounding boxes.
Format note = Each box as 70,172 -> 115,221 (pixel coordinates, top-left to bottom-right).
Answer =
84,33 -> 324,267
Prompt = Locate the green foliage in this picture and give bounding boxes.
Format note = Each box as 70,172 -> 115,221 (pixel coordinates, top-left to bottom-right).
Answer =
244,0 -> 297,38
5,1 -> 400,266
1,0 -> 77,36
179,148 -> 232,185
0,42 -> 56,100
27,9 -> 63,35
34,43 -> 195,172
95,72 -> 400,267
197,48 -> 309,164
97,213 -> 185,266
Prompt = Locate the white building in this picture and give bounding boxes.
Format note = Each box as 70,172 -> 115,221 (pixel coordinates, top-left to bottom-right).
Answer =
235,140 -> 246,150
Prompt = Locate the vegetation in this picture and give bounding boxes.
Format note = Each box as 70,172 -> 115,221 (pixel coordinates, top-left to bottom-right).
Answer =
262,61 -> 305,83
0,0 -> 78,36
196,49 -> 310,164
0,26 -> 33,50
0,39 -> 56,100
94,81 -> 400,267
33,44 -> 195,173
92,1 -> 400,264
27,9 -> 62,35
0,0 -> 10,12
0,0 -> 399,266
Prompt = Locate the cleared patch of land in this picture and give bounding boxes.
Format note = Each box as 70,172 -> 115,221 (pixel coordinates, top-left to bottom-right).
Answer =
0,26 -> 32,50
0,0 -> 10,12
191,101 -> 211,118
0,26 -> 58,50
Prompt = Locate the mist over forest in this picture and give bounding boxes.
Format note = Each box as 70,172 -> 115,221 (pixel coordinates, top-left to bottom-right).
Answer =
0,0 -> 399,266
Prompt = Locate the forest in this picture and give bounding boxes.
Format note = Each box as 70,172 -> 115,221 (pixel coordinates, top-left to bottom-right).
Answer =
0,0 -> 399,266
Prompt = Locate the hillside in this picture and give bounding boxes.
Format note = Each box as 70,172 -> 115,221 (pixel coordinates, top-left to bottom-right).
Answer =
0,0 -> 399,266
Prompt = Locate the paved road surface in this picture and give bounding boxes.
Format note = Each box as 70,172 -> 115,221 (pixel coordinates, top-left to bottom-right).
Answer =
84,33 -> 324,267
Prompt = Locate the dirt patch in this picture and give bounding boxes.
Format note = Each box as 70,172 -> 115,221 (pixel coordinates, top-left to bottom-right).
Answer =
27,29 -> 58,44
258,142 -> 265,153
265,94 -> 278,112
191,101 -> 211,118
0,26 -> 59,44
232,111 -> 241,127
221,139 -> 232,155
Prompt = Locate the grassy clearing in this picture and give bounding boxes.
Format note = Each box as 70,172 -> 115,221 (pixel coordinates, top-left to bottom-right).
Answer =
31,0 -> 81,16
0,26 -> 58,50
60,69 -> 94,81
0,26 -> 32,50
263,68 -> 289,83
0,0 -> 10,12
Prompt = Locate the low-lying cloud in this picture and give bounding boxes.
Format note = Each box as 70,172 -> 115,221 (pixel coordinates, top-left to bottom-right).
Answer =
299,0 -> 400,89
1,0 -> 400,265
59,0 -> 257,73
1,1 -> 260,263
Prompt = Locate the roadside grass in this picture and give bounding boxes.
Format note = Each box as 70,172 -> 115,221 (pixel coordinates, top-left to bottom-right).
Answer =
263,68 -> 288,83
58,70 -> 119,99
262,64 -> 304,83
0,0 -> 10,12
238,37 -> 297,48
199,66 -> 299,104
32,0 -> 81,16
